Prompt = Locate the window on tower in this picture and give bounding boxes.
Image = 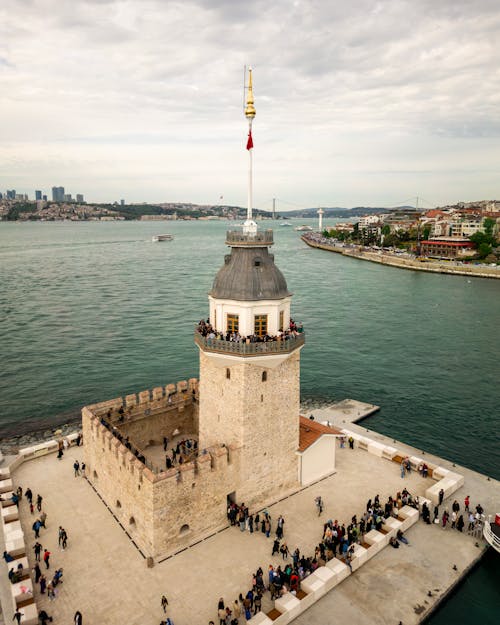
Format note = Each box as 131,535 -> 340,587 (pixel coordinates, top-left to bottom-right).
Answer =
279,310 -> 284,332
227,313 -> 239,333
254,314 -> 268,337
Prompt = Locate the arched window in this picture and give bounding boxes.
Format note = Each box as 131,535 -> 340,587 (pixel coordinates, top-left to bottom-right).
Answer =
129,516 -> 136,526
180,524 -> 190,536
226,368 -> 231,380
262,371 -> 267,382
116,500 -> 122,508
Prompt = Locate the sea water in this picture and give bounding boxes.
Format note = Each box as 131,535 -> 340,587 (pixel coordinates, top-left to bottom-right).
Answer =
0,220 -> 499,622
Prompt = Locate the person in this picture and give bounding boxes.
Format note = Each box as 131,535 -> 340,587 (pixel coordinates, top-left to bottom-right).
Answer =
389,536 -> 399,548
315,496 -> 323,516
47,582 -> 56,601
161,595 -> 169,612
12,609 -> 23,624
25,488 -> 33,504
81,462 -> 86,475
34,562 -> 42,583
73,460 -> 80,477
217,599 -> 225,625
39,609 -> 53,625
74,611 -> 83,625
33,519 -> 41,538
348,436 -> 354,449
438,488 -> 444,505
456,514 -> 465,532
280,542 -> 289,560
400,460 -> 406,479
40,511 -> 47,529
272,538 -> 280,556
52,568 -> 63,586
40,574 -> 47,594
43,549 -> 51,569
37,494 -> 43,512
3,551 -> 14,562
464,495 -> 470,512
57,448 -> 63,460
397,529 -> 409,545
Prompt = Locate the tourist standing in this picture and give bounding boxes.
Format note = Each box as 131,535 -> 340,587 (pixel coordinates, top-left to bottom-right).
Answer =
464,495 -> 470,512
38,609 -> 52,625
161,595 -> 169,612
40,574 -> 47,594
12,609 -> 23,624
73,460 -> 80,477
34,562 -> 42,583
43,549 -> 51,569
438,489 -> 444,505
25,488 -> 33,504
36,494 -> 43,512
33,542 -> 42,561
40,511 -> 47,529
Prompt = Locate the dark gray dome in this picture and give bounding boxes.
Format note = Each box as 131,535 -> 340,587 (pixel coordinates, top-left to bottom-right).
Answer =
210,246 -> 291,301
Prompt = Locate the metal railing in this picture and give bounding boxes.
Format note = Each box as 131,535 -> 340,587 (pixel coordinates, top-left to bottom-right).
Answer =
225,229 -> 274,246
194,331 -> 305,355
483,520 -> 500,552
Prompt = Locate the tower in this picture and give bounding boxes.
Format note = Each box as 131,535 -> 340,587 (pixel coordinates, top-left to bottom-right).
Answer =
196,69 -> 305,506
318,207 -> 324,232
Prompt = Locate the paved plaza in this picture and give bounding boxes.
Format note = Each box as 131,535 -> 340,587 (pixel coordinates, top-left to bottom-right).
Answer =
1,425 -> 498,625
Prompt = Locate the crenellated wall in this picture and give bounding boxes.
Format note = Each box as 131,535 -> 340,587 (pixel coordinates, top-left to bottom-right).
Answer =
82,378 -> 245,559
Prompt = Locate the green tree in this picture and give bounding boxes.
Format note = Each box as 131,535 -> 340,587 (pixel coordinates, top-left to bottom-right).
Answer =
477,242 -> 493,259
483,217 -> 495,239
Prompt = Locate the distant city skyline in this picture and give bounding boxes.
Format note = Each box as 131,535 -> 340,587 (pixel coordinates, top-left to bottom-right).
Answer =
1,0 -> 499,209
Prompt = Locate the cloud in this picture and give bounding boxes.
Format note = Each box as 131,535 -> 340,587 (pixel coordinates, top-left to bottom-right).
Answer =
0,0 -> 499,206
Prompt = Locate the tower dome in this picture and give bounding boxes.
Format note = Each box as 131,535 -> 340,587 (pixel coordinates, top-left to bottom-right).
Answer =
210,234 -> 291,301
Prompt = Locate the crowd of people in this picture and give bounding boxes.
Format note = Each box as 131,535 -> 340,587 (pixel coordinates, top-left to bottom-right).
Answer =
196,318 -> 304,344
164,437 -> 199,470
3,466 -> 85,624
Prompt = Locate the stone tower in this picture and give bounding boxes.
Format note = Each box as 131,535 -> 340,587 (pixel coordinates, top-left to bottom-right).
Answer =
196,227 -> 305,507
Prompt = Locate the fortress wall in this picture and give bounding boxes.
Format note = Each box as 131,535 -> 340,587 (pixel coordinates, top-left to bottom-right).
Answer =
151,444 -> 243,557
82,409 -> 155,556
118,403 -> 198,449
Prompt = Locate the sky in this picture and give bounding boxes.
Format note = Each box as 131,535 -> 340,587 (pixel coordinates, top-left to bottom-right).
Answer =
1,0 -> 499,209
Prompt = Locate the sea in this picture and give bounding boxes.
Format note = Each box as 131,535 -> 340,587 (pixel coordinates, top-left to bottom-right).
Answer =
0,219 -> 498,622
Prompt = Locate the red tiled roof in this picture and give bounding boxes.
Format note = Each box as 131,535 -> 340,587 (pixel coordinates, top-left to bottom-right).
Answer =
422,240 -> 473,247
298,415 -> 342,452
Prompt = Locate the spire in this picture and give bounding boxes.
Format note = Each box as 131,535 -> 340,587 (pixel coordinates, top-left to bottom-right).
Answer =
245,68 -> 256,119
243,67 -> 257,235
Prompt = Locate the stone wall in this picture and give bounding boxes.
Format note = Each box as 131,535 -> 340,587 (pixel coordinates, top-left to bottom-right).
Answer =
198,350 -> 301,510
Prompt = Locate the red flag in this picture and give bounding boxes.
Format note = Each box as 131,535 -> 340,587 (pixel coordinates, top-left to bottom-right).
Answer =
246,130 -> 253,150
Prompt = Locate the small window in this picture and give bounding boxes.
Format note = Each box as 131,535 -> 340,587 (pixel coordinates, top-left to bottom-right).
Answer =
227,314 -> 239,333
226,368 -> 231,380
179,524 -> 190,536
214,309 -> 217,328
279,310 -> 284,332
129,516 -> 136,526
254,257 -> 261,267
116,500 -> 122,508
93,470 -> 98,479
262,371 -> 267,382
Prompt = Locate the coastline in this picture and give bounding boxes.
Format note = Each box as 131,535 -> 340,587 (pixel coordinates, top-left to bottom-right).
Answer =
301,235 -> 500,279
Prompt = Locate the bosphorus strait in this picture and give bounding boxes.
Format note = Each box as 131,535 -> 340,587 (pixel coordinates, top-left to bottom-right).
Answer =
0,219 -> 499,623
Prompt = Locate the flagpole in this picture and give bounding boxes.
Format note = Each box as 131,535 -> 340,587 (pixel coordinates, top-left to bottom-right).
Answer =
248,120 -> 253,222
244,67 -> 256,235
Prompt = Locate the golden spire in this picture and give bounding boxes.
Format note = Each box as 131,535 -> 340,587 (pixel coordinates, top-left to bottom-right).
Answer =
245,67 -> 256,119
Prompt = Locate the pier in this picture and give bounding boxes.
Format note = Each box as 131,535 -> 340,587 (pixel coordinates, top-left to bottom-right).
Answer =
301,235 -> 500,279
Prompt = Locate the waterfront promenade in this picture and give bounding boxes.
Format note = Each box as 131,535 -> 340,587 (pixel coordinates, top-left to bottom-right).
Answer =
301,235 -> 500,279
1,415 -> 498,625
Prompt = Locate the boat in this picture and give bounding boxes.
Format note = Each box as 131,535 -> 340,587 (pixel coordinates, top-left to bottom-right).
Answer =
152,234 -> 173,242
279,222 -> 292,227
294,225 -> 313,231
483,514 -> 500,553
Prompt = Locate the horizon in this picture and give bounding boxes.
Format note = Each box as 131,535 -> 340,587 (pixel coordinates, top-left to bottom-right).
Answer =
1,1 -> 499,207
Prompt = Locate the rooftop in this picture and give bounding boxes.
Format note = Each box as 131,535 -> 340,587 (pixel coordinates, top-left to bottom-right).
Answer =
298,416 -> 342,452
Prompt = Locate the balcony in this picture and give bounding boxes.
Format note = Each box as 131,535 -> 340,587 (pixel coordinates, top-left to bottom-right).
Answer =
194,331 -> 305,356
225,229 -> 274,246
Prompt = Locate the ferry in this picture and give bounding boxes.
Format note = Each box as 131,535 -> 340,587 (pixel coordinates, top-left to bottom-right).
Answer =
152,234 -> 174,242
294,225 -> 313,231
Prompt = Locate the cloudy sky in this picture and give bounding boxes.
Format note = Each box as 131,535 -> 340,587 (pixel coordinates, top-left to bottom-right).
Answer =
1,0 -> 499,208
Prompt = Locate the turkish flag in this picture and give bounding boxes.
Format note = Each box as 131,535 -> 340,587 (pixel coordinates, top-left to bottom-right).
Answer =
246,130 -> 253,150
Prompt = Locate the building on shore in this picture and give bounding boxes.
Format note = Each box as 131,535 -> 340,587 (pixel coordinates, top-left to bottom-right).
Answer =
420,237 -> 475,259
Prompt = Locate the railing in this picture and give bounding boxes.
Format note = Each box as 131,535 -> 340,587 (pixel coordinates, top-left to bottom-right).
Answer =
225,229 -> 274,246
483,520 -> 500,552
194,331 -> 305,355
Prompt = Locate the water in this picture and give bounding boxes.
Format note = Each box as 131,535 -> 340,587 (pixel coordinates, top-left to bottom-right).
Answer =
0,220 -> 499,621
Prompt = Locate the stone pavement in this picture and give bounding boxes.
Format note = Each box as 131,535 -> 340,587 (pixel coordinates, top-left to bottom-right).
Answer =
3,440 -> 432,625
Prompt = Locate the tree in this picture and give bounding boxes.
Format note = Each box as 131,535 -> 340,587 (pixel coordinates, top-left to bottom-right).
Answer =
477,242 -> 492,259
483,217 -> 495,238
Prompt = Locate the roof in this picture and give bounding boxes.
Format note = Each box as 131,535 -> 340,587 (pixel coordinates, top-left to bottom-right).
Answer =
298,416 -> 342,452
210,244 -> 291,301
422,240 -> 474,247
